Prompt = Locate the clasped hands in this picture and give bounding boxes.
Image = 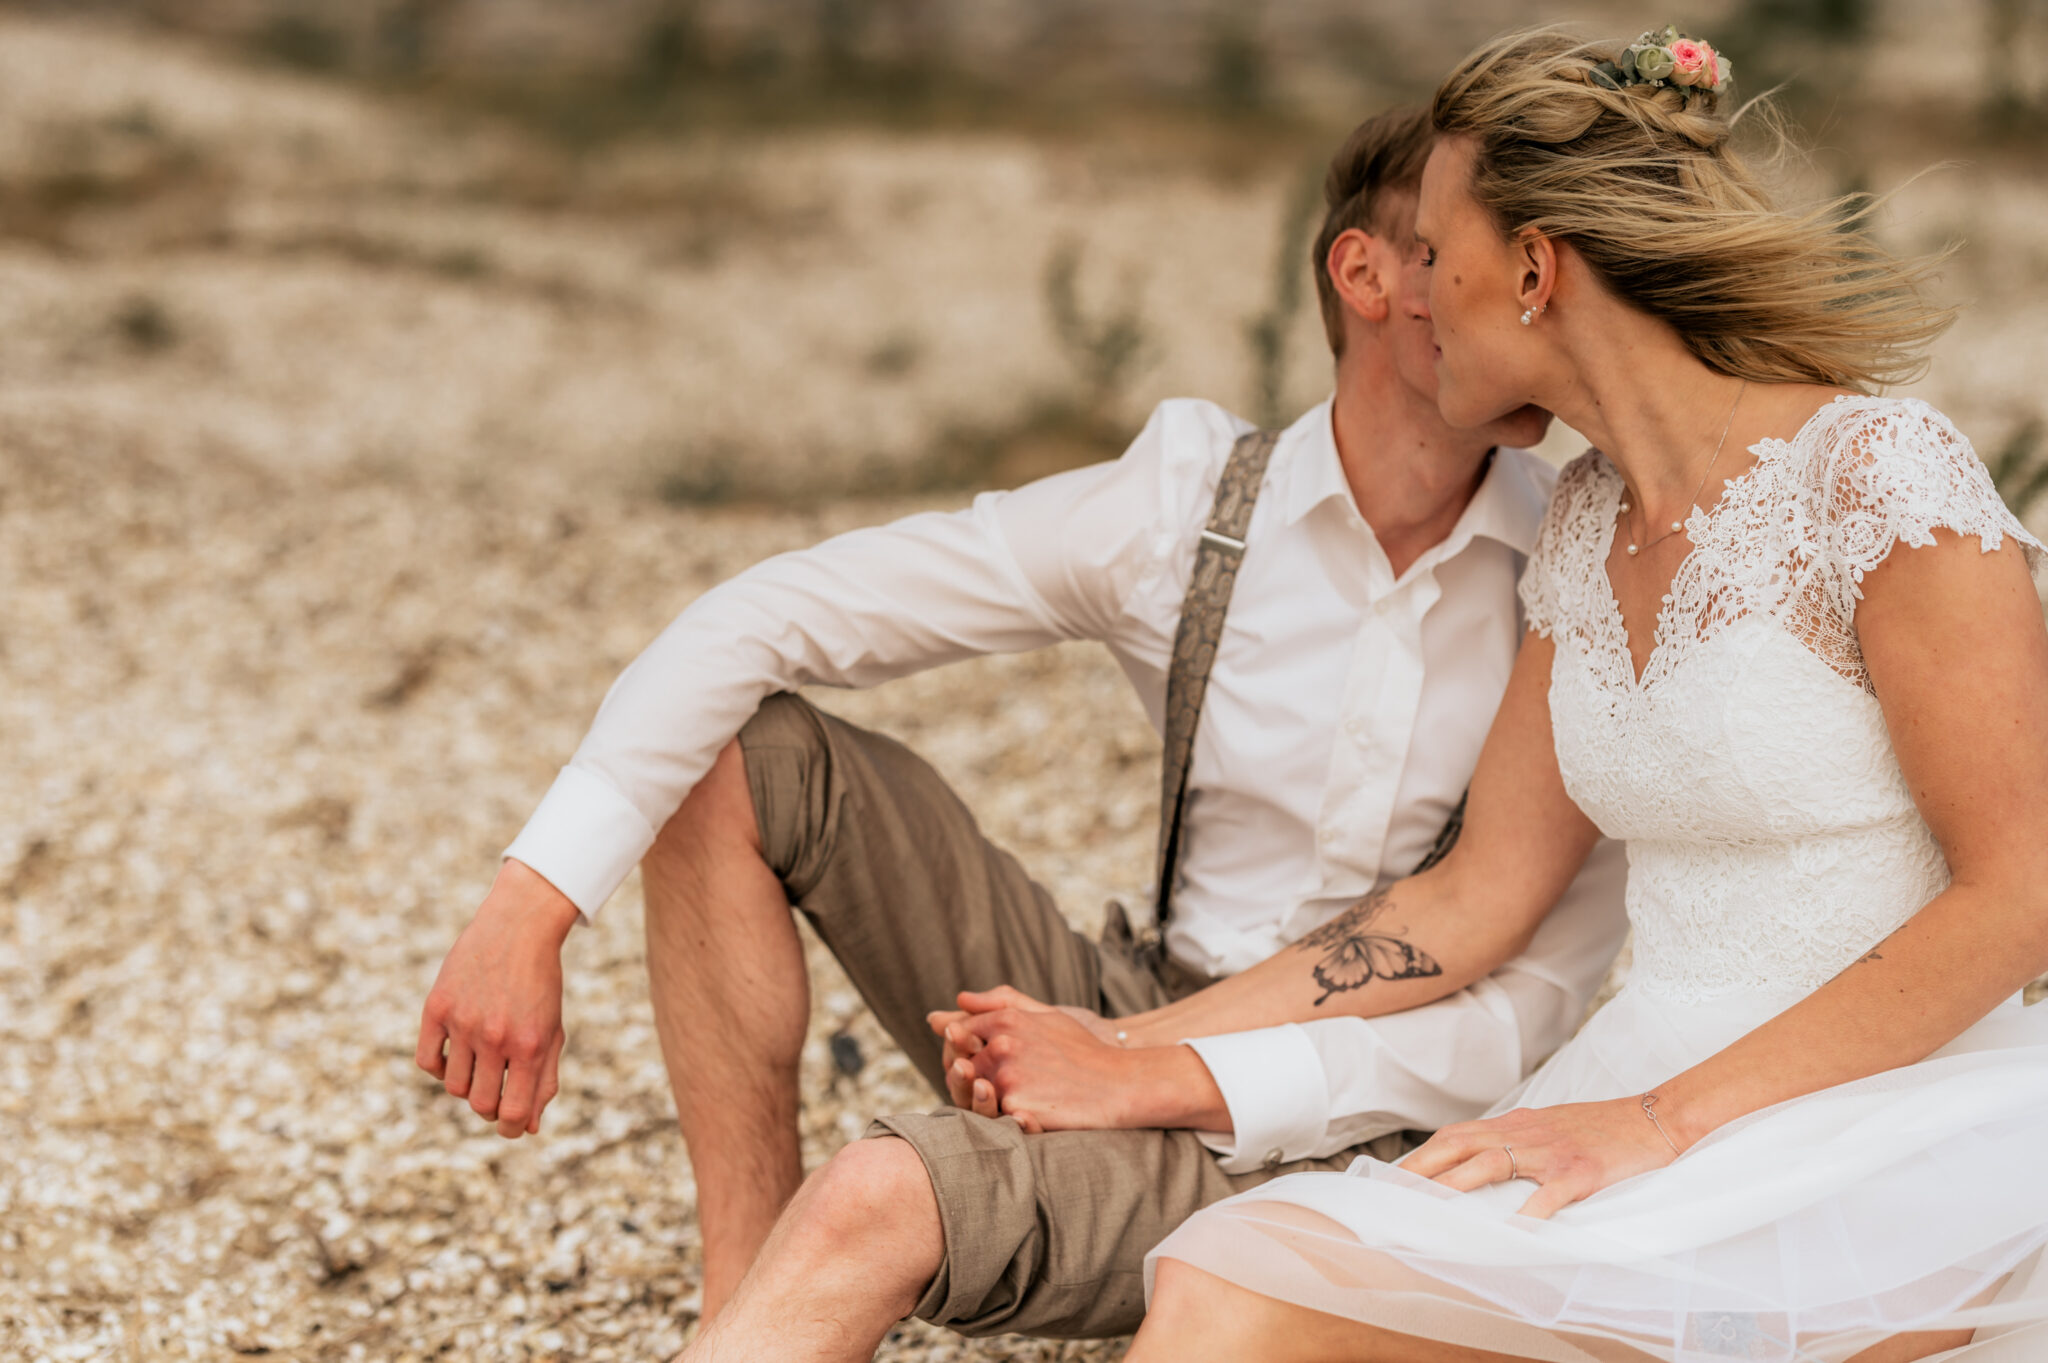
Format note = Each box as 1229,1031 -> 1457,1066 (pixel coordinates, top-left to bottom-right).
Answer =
925,985 -> 1147,1134
926,984 -> 1683,1218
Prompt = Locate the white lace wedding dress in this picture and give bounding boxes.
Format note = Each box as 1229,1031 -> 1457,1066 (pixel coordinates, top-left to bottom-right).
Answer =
1147,396 -> 2048,1362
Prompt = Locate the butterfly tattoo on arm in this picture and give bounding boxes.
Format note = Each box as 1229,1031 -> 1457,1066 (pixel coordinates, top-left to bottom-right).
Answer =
1293,885 -> 1441,1007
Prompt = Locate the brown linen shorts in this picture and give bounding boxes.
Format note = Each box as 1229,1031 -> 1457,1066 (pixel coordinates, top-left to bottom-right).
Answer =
736,693 -> 1419,1340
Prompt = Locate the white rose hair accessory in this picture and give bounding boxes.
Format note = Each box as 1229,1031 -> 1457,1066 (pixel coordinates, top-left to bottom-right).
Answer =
1592,24 -> 1733,96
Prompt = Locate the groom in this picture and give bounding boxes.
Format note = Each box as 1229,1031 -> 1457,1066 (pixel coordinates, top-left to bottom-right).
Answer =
417,105 -> 1626,1354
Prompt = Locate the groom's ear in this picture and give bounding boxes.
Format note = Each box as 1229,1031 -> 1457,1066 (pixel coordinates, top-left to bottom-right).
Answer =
1327,226 -> 1393,326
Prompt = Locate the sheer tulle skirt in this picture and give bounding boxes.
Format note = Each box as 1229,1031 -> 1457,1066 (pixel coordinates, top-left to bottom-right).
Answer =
1146,988 -> 2048,1361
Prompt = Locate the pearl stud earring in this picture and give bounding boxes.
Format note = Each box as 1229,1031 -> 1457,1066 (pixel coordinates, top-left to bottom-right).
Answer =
1520,302 -> 1547,326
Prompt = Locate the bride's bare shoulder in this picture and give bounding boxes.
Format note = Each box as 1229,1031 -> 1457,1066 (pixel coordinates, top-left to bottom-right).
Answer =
1746,382 -> 1864,447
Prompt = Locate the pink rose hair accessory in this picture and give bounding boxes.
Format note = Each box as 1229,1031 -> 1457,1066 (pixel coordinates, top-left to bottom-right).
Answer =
1592,24 -> 1733,96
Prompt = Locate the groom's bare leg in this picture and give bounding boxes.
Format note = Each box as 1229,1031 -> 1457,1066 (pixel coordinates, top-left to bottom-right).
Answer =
682,1137 -> 942,1363
642,738 -> 809,1319
642,691 -> 1171,1324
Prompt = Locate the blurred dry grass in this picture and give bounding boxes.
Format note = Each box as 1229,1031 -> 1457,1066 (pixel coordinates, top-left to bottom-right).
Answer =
3,4 -> 2046,1359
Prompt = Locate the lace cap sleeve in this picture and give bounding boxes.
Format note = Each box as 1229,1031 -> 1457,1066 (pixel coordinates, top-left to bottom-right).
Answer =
1518,450 -> 1610,640
1813,397 -> 2046,594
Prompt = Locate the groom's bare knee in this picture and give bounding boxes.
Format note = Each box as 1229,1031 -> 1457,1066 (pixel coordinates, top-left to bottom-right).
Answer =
794,1137 -> 944,1304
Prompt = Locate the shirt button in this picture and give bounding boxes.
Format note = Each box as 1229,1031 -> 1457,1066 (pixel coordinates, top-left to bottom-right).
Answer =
1263,1148 -> 1286,1170
1317,829 -> 1334,845
1346,719 -> 1367,740
1372,598 -> 1392,614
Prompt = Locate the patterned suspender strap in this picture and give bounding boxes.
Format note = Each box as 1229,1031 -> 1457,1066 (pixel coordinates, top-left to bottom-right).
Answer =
1409,790 -> 1467,874
1139,426 -> 1473,962
1148,427 -> 1282,947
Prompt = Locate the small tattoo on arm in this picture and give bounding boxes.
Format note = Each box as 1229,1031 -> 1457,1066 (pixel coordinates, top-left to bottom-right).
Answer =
1855,949 -> 1883,965
1294,886 -> 1442,1007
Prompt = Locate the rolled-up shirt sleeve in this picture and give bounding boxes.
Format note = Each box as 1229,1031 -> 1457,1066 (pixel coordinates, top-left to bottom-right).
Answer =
504,399 -> 1229,919
1181,838 -> 1629,1173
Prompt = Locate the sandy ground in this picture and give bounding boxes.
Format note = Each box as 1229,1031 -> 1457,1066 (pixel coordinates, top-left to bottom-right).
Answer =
3,13 -> 2045,1362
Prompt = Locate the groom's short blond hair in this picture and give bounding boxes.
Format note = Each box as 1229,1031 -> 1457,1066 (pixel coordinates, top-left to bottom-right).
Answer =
1312,105 -> 1434,356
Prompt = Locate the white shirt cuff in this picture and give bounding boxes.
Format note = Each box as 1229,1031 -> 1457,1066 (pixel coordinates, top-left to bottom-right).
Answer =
1182,1024 -> 1331,1175
502,765 -> 659,922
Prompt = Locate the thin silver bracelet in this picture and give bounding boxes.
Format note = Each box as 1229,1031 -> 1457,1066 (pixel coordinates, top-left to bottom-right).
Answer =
1640,1091 -> 1683,1156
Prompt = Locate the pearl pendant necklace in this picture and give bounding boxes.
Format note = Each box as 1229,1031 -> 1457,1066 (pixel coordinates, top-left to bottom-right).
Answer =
1621,379 -> 1748,558
1618,499 -> 1686,556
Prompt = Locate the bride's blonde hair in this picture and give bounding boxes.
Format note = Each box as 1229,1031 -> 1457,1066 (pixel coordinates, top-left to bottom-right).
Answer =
1430,29 -> 1953,390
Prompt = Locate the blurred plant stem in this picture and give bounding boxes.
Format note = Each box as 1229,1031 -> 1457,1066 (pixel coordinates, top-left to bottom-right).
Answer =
1989,417 -> 2048,520
659,240 -> 1158,506
1242,163 -> 1323,430
1043,237 -> 1155,422
1982,0 -> 2046,133
1736,0 -> 1871,41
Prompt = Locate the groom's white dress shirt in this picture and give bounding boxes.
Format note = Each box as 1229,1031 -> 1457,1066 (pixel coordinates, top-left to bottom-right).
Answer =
507,397 -> 1629,1174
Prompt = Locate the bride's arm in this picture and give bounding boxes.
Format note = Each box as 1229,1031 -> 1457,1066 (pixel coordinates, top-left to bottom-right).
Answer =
1117,630 -> 1604,1044
933,633 -> 1609,1133
1410,528 -> 2048,1216
1633,529 -> 2048,1144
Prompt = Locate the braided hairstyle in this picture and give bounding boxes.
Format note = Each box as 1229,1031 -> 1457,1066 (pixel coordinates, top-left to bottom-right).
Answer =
1312,104 -> 1434,355
1431,29 -> 1952,389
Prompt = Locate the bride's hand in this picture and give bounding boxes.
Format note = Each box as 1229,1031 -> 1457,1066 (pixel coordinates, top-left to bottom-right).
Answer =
1400,1095 -> 1683,1219
925,986 -> 1119,1121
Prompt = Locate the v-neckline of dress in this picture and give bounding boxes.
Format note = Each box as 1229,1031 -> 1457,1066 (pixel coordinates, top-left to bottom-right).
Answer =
1593,394 -> 1860,692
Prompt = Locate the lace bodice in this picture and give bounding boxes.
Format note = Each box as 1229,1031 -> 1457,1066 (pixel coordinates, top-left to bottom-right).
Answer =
1523,396 -> 2045,1004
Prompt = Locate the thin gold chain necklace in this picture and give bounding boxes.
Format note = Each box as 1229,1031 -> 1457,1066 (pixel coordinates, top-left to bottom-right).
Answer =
1620,379 -> 1749,557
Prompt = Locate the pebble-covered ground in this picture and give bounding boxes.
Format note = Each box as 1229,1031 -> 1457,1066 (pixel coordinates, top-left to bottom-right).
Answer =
0,420 -> 1158,1361
4,12 -> 2045,1362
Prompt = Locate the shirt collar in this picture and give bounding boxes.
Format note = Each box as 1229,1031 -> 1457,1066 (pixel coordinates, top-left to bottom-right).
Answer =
1276,397 -> 1547,559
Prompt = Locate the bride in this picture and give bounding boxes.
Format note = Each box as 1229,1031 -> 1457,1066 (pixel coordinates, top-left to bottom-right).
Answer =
1123,27 -> 2048,1363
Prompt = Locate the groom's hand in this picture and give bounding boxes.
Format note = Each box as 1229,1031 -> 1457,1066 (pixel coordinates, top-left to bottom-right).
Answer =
951,985 -> 1122,1042
929,1009 -> 996,1114
415,858 -> 578,1139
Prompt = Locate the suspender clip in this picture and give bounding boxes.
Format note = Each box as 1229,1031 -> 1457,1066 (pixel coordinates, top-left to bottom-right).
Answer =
1199,528 -> 1247,554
